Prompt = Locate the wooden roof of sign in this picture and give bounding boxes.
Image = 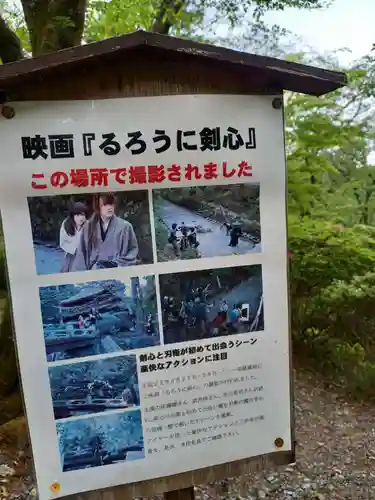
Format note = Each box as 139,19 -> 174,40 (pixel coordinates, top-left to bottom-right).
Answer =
0,30 -> 347,98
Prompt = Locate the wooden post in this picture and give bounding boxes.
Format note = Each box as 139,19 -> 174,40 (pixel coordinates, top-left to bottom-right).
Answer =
165,486 -> 195,500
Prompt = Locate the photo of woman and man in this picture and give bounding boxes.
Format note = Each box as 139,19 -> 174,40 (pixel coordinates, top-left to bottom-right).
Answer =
28,190 -> 153,275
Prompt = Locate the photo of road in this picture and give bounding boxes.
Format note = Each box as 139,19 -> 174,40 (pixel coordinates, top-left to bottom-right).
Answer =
160,264 -> 263,344
40,277 -> 159,362
57,410 -> 144,471
49,355 -> 139,419
34,243 -> 65,275
153,185 -> 261,262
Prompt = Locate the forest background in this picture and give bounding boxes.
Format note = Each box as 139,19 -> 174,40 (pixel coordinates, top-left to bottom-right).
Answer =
0,0 -> 375,430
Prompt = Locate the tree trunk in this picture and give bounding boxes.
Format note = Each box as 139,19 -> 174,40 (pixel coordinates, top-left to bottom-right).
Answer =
0,296 -> 22,426
0,391 -> 23,426
0,15 -> 24,63
21,0 -> 87,56
0,298 -> 18,399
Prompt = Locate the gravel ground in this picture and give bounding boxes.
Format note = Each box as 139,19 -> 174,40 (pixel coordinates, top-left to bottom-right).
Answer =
197,371 -> 375,500
1,370 -> 374,500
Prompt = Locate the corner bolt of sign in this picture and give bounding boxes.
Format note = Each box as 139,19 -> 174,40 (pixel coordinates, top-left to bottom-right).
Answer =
272,97 -> 283,110
50,481 -> 61,494
274,437 -> 284,448
0,90 -> 15,119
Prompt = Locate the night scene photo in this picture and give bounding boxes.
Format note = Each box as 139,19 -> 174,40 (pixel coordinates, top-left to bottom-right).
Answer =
48,355 -> 139,420
56,409 -> 144,472
160,264 -> 264,344
28,190 -> 153,275
40,277 -> 159,361
153,184 -> 261,262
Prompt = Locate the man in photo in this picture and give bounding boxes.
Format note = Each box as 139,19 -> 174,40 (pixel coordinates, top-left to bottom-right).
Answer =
168,223 -> 180,256
228,303 -> 242,332
72,193 -> 139,271
187,227 -> 199,248
193,296 -> 208,338
228,223 -> 243,248
178,222 -> 189,251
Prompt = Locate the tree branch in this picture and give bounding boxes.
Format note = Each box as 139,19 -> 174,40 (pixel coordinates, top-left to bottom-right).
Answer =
151,0 -> 185,34
0,14 -> 24,63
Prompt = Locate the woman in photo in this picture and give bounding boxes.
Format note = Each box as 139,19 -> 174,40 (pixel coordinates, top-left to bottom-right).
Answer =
72,192 -> 139,271
59,201 -> 88,272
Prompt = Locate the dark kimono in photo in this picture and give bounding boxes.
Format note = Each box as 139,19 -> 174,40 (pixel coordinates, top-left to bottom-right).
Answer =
72,193 -> 139,271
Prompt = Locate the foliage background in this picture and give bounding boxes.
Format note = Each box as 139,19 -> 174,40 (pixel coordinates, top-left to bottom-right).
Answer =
1,0 -> 375,430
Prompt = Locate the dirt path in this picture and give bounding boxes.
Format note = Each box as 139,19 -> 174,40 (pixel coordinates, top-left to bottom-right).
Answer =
199,371 -> 375,500
1,371 -> 374,499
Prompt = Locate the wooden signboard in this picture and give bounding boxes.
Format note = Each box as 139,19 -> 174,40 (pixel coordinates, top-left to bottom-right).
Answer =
0,31 -> 346,500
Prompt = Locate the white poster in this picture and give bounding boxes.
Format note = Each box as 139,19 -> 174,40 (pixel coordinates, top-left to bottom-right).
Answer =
0,94 -> 291,500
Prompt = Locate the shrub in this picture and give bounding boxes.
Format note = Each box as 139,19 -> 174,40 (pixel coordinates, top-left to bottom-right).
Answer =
289,218 -> 375,399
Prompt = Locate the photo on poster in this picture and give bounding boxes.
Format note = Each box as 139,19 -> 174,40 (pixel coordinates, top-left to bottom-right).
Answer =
153,184 -> 261,262
49,355 -> 139,419
160,264 -> 263,344
28,190 -> 153,275
40,277 -> 159,361
56,409 -> 144,471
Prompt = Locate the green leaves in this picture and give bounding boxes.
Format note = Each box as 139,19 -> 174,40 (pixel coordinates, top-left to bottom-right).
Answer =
85,0 -> 158,42
287,59 -> 375,391
286,54 -> 375,222
0,0 -> 337,60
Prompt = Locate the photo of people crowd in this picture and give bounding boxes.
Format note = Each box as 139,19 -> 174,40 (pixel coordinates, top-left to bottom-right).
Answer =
28,190 -> 153,275
159,264 -> 264,344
